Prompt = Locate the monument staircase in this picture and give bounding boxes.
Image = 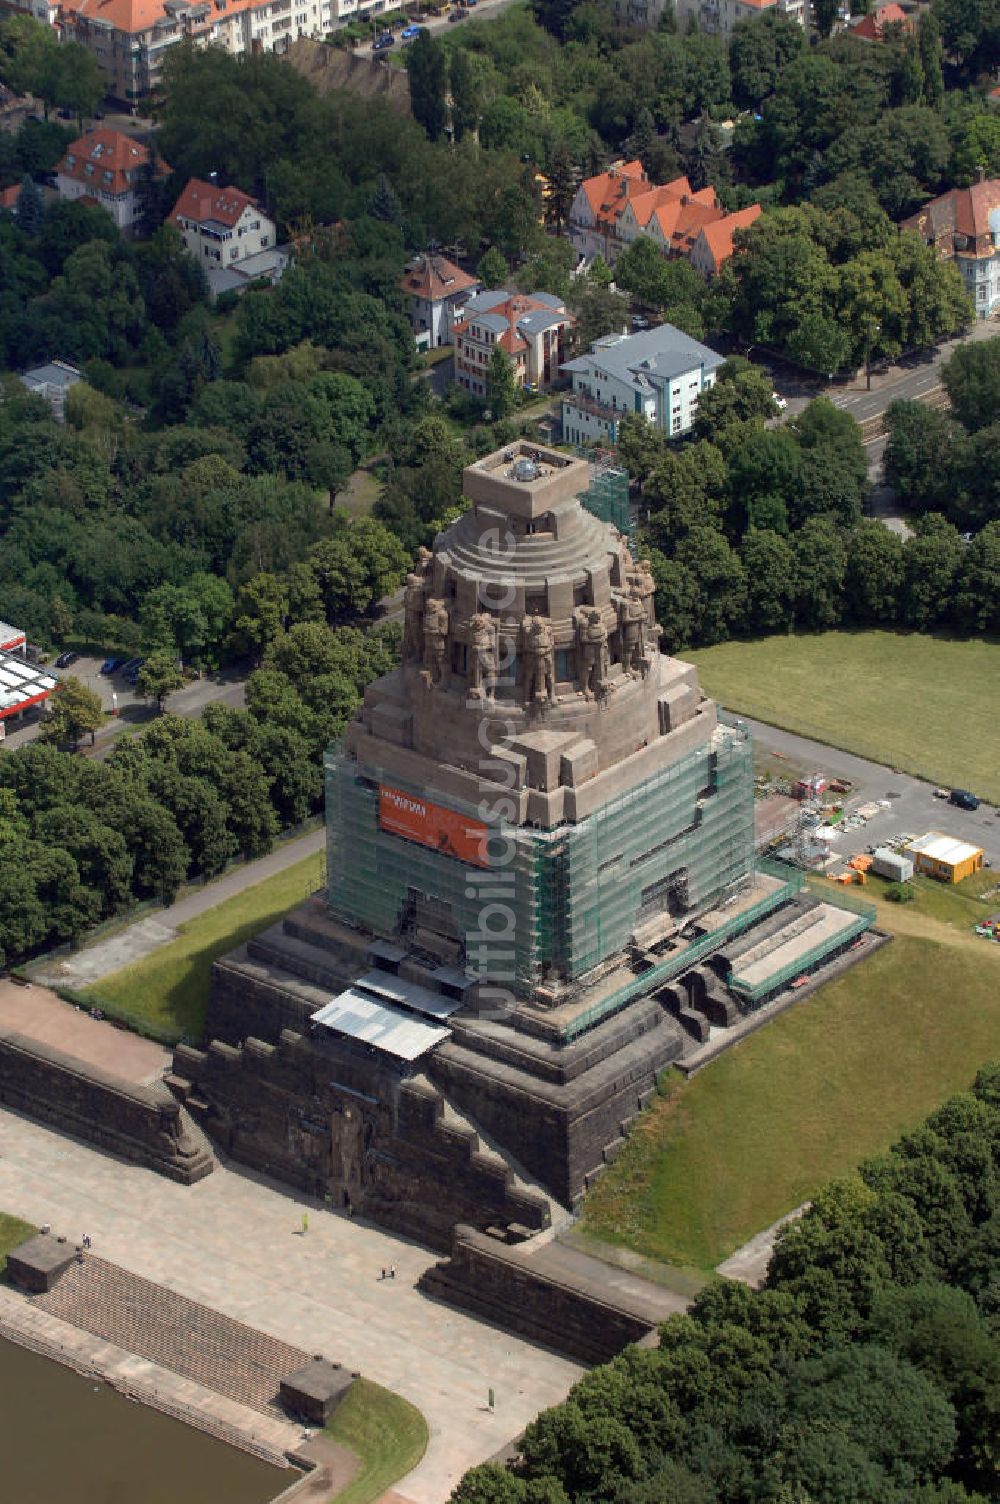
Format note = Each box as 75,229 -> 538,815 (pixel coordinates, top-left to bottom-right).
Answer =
33,1256 -> 309,1415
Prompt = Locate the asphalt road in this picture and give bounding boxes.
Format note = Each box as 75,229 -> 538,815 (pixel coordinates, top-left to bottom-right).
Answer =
355,0 -> 520,54
744,715 -> 1000,870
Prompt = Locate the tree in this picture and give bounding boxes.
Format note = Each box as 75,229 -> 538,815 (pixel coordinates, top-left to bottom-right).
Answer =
407,31 -> 448,142
730,11 -> 805,111
367,173 -> 402,225
942,337 -> 1000,433
477,246 -> 508,290
900,516 -> 962,628
740,528 -> 797,633
694,359 -> 778,440
14,174 -> 43,237
954,520 -> 1000,632
793,516 -> 846,630
487,343 -> 517,419
39,675 -> 103,749
544,145 -> 580,232
450,47 -> 479,144
883,400 -> 964,512
137,651 -> 184,712
918,12 -> 944,108
812,0 -> 839,38
53,41 -> 105,126
843,520 -> 905,624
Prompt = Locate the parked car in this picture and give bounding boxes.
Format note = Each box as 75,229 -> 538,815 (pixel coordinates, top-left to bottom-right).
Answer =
372,31 -> 395,48
123,658 -> 145,684
99,656 -> 123,675
54,650 -> 79,669
774,395 -> 788,411
401,23 -> 424,37
950,789 -> 980,810
448,8 -> 463,17
631,315 -> 649,331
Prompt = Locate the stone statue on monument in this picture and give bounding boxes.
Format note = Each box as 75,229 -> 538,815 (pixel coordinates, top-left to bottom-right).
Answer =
401,573 -> 426,663
521,608 -> 556,704
468,613 -> 498,700
618,587 -> 647,678
422,598 -> 450,686
576,607 -> 609,700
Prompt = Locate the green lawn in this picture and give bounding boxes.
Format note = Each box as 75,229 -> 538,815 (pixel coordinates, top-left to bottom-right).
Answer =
326,1378 -> 428,1504
84,851 -> 324,1042
687,632 -> 1000,805
580,877 -> 1000,1271
0,1213 -> 36,1278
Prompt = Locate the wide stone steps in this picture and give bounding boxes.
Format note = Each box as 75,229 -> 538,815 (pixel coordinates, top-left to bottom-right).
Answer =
33,1256 -> 309,1416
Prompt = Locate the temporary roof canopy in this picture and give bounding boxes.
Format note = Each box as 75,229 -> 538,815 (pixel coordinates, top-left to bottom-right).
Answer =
0,649 -> 58,719
310,991 -> 450,1062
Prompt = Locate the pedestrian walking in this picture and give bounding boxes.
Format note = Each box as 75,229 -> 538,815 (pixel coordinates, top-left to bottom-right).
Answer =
390,1264 -> 396,1280
380,1267 -> 386,1281
81,1233 -> 91,1250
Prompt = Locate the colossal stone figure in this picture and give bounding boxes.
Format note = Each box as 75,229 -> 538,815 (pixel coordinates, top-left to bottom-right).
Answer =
576,608 -> 609,700
521,610 -> 556,704
630,557 -> 657,628
402,573 -> 426,663
618,587 -> 647,678
468,613 -> 498,701
423,598 -> 450,686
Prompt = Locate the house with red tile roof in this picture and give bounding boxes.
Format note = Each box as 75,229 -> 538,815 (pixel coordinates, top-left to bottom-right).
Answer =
168,178 -> 275,272
850,2 -> 914,39
567,160 -> 649,264
453,291 -> 574,398
570,160 -> 761,275
400,253 -> 480,350
55,128 -> 168,233
690,204 -> 763,277
902,178 -> 1000,318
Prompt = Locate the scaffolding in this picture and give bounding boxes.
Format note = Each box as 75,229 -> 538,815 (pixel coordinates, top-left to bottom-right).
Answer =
578,451 -> 635,549
324,723 -> 756,1001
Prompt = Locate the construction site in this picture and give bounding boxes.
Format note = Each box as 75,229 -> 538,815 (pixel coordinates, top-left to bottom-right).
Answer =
168,441 -> 880,1249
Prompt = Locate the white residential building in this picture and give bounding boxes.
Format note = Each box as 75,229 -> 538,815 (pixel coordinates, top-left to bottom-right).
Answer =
400,254 -> 480,350
902,178 -> 1000,320
561,324 -> 724,447
616,0 -> 805,33
55,128 -> 169,233
168,179 -> 275,269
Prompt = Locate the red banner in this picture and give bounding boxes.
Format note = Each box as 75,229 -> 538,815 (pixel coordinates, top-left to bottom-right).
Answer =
379,785 -> 490,868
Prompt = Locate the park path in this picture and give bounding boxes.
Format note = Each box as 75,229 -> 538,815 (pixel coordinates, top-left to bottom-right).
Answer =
30,826 -> 325,992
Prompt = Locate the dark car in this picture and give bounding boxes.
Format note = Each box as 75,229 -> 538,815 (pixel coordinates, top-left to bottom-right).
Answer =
123,657 -> 145,684
372,31 -> 395,48
99,656 -> 123,675
448,9 -> 463,17
949,789 -> 980,811
55,650 -> 79,669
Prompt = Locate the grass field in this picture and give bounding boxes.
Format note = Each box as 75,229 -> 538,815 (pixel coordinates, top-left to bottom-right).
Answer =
580,872 -> 1000,1271
326,1378 -> 428,1504
687,632 -> 1000,805
85,851 -> 324,1041
0,1213 -> 36,1278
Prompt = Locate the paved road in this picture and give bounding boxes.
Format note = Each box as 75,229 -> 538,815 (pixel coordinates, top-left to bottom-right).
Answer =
31,824 -> 325,991
744,716 -> 1000,870
354,0 -> 519,53
779,316 -> 998,422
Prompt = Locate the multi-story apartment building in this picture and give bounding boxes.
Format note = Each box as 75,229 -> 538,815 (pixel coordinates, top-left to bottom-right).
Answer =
568,161 -> 761,272
561,323 -> 723,446
614,0 -> 804,33
55,128 -> 169,233
902,178 -> 1000,320
453,291 -> 574,398
40,0 -> 382,103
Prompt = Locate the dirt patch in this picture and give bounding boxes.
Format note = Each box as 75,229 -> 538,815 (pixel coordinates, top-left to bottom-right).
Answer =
285,38 -> 411,113
0,980 -> 169,1084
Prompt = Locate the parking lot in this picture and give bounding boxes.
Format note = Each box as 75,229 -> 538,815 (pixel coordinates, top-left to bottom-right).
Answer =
747,716 -> 1000,872
0,654 -> 248,753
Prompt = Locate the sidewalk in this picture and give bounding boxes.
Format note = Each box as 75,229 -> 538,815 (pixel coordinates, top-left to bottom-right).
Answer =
30,825 -> 324,991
